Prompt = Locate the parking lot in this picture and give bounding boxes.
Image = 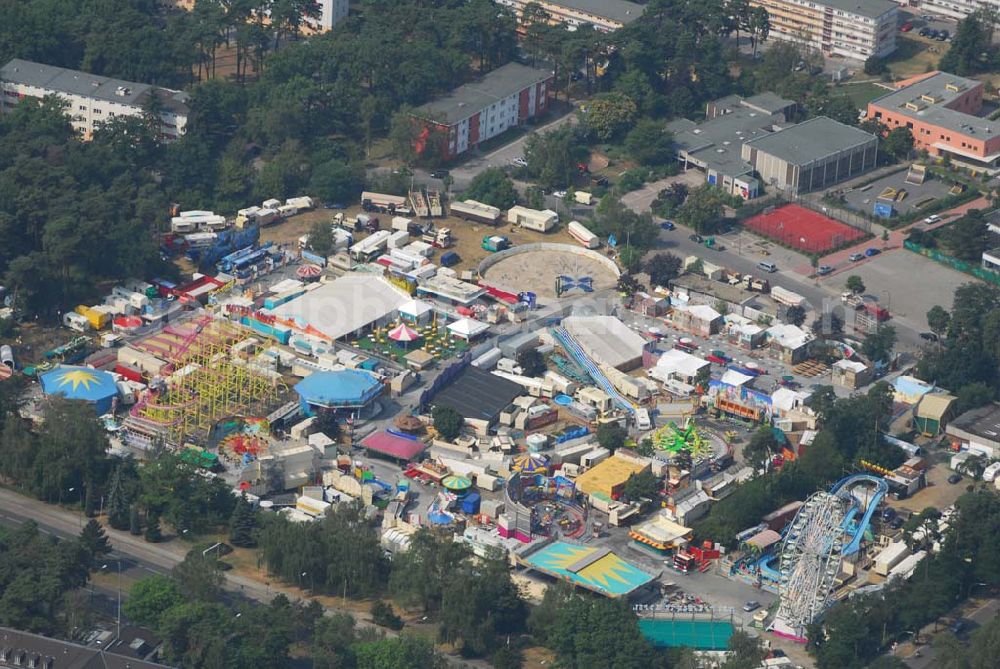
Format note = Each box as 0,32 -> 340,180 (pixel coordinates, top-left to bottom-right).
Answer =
817,248 -> 972,331
835,170 -> 956,218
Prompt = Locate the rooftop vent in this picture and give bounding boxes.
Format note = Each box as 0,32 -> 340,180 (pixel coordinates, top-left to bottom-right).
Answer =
921,94 -> 942,104
946,82 -> 966,92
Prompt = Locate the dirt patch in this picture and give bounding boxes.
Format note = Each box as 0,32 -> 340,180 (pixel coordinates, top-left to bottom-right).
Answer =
522,646 -> 558,669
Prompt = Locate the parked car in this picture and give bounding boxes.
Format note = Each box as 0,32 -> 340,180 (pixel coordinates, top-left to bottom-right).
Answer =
919,27 -> 930,36
511,157 -> 527,167
865,247 -> 881,257
660,220 -> 676,231
924,214 -> 942,224
950,619 -> 967,635
948,473 -> 963,485
900,22 -> 913,32
689,233 -> 704,243
881,507 -> 897,521
927,29 -> 939,39
324,202 -> 346,209
743,601 -> 761,612
553,190 -> 567,199
920,331 -> 939,342
890,516 -> 905,530
936,30 -> 948,41
430,169 -> 450,179
849,252 -> 864,262
817,265 -> 834,275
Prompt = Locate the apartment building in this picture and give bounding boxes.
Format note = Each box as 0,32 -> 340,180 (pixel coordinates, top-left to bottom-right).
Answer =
175,0 -> 348,33
495,0 -> 644,33
0,59 -> 189,141
918,0 -> 985,20
410,63 -> 553,160
305,0 -> 349,32
866,71 -> 1000,171
749,0 -> 898,61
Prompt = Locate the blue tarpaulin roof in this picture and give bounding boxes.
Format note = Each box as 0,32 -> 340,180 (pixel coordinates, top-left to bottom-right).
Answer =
294,369 -> 382,408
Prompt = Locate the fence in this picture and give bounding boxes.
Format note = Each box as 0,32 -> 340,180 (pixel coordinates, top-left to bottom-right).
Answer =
904,241 -> 1000,287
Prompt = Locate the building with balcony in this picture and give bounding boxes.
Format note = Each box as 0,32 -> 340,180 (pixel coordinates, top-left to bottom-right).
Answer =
749,0 -> 898,61
495,0 -> 644,33
410,63 -> 553,160
866,71 -> 1000,172
0,59 -> 189,141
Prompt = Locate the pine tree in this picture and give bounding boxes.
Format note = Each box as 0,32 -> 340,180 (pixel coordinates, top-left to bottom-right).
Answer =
129,504 -> 142,536
84,486 -> 96,518
106,467 -> 130,530
144,513 -> 162,543
79,519 -> 112,568
228,495 -> 257,548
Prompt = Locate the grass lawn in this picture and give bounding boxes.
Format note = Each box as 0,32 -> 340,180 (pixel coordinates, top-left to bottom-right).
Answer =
829,81 -> 892,108
885,36 -> 941,80
353,322 -> 470,365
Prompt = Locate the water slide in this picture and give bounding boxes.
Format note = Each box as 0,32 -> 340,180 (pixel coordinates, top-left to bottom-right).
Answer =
831,474 -> 888,556
550,327 -> 635,414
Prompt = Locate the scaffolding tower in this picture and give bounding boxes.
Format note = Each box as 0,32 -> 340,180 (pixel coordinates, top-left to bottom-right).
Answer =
126,316 -> 287,447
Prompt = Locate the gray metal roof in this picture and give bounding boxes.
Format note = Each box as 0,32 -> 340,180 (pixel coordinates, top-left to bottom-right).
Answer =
743,117 -> 877,166
869,71 -> 1000,137
819,0 -> 897,19
411,63 -> 552,125
549,0 -> 645,24
0,58 -> 189,115
671,106 -> 787,178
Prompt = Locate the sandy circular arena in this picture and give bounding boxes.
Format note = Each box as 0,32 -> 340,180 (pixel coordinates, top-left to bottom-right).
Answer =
478,243 -> 620,300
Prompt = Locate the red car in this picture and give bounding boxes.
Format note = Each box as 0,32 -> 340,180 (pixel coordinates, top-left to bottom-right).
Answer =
900,22 -> 913,32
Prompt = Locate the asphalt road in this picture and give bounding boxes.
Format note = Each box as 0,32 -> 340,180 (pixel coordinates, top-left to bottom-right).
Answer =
902,598 -> 1000,668
0,487 -> 484,668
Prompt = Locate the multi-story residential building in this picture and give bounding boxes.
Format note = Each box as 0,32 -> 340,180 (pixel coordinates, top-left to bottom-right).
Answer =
410,63 -> 553,161
175,0 -> 348,33
749,0 -> 898,61
0,59 -> 189,141
866,71 -> 1000,171
495,0 -> 644,33
918,0 -> 982,20
305,0 -> 349,32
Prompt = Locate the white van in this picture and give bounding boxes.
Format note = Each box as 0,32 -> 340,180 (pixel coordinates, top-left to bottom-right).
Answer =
635,408 -> 652,431
757,261 -> 777,273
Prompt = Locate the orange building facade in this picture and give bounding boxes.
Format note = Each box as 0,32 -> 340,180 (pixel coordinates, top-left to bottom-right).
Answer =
866,71 -> 1000,171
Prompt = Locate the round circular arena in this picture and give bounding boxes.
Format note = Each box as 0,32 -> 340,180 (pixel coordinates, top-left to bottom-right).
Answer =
478,243 -> 620,300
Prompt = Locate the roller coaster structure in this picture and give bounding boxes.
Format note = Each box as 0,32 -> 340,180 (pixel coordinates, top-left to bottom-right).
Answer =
772,474 -> 888,641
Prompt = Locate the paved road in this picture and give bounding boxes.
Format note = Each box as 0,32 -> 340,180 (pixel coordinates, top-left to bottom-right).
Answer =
0,487 -> 484,668
902,598 -> 1000,668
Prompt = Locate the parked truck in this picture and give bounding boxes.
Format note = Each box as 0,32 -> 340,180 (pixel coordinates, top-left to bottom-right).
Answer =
482,235 -> 511,252
450,200 -> 501,225
771,286 -> 806,308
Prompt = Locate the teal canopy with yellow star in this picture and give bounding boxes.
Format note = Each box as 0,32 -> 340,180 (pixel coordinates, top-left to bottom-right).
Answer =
40,365 -> 118,413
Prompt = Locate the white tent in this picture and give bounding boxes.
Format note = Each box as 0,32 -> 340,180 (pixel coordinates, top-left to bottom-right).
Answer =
398,299 -> 434,323
447,317 -> 489,340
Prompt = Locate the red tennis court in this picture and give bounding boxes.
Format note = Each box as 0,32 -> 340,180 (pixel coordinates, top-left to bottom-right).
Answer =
744,204 -> 865,253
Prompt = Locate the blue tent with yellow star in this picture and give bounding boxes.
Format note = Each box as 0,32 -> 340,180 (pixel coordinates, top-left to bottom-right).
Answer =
40,365 -> 118,414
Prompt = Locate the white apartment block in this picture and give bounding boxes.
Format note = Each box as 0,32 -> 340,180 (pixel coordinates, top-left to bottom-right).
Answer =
495,0 -> 644,33
305,0 -> 349,32
0,59 -> 189,141
919,0 -> 995,20
750,0 -> 898,61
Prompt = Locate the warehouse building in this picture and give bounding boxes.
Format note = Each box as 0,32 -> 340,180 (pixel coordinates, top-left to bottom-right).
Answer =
750,0 -> 898,61
410,63 -> 553,160
667,93 -> 796,199
1,58 -> 189,140
495,0 -> 644,33
866,71 -> 1000,171
741,117 -> 879,195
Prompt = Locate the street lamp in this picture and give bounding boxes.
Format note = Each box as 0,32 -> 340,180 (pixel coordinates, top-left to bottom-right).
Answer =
102,560 -> 122,642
